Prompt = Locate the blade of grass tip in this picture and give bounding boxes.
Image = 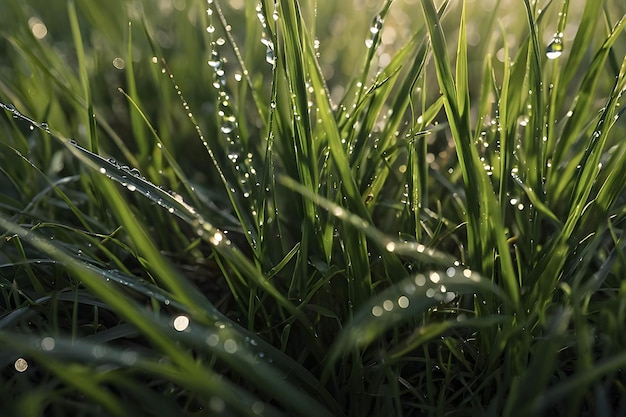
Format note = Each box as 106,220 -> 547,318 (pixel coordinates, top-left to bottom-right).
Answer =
124,22 -> 149,163
68,0 -> 98,153
208,0 -> 265,125
116,88 -> 224,221
544,0 -> 569,160
347,0 -> 393,117
6,235 -> 46,295
276,0 -> 322,233
550,15 -> 626,195
456,1 -> 469,126
350,32 -> 432,209
494,23 -> 512,214
297,7 -> 372,224
258,44 -> 284,259
531,56 -> 626,308
521,0 -> 546,201
563,55 -> 626,239
558,0 -> 603,99
602,8 -> 624,76
420,0 -> 481,262
421,0 -> 520,309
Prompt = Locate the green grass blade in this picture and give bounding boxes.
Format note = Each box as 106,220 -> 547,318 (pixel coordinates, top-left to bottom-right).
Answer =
327,268 -> 512,361
421,0 -> 520,309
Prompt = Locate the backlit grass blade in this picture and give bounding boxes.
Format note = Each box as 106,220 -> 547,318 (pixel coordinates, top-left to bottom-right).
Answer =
68,0 -> 98,153
2,103 -> 305,324
280,175 -> 457,267
123,22 -> 150,163
0,215 -> 340,416
563,55 -> 626,239
549,15 -> 626,201
421,0 -> 520,309
327,268 -> 512,361
0,332 -> 288,417
559,0 -> 604,97
521,0 -> 546,197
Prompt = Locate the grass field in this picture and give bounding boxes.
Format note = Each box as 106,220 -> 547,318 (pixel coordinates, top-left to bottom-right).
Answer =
1,0 -> 626,416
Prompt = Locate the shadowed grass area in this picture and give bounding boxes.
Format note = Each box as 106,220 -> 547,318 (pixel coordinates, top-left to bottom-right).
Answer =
1,0 -> 626,416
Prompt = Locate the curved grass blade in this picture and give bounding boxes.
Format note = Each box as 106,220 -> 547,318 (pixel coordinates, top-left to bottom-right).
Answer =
327,268 -> 512,363
0,332 -> 287,417
280,175 -> 458,266
0,215 -> 341,417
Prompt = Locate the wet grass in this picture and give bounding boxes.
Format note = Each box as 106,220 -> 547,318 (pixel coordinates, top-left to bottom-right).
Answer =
1,0 -> 626,416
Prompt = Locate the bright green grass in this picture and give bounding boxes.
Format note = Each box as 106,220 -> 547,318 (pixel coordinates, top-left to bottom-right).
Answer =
1,0 -> 626,416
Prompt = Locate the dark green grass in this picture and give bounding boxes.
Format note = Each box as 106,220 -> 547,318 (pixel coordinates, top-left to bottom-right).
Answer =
1,0 -> 626,416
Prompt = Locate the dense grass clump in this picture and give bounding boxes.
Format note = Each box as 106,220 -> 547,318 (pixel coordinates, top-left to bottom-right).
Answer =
1,0 -> 626,416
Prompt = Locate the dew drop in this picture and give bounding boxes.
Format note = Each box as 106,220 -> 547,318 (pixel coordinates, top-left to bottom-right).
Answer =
14,358 -> 28,372
429,272 -> 441,283
415,274 -> 426,286
120,350 -> 138,365
252,402 -> 265,414
206,334 -> 219,347
173,315 -> 190,331
398,296 -> 409,308
224,339 -> 238,353
210,397 -> 225,412
546,37 -> 563,59
41,337 -> 55,351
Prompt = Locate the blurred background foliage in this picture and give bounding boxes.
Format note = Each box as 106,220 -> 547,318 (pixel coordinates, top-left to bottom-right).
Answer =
1,0 -> 624,173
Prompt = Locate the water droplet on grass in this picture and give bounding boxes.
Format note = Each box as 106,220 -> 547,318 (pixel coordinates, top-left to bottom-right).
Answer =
14,358 -> 28,372
371,305 -> 383,317
41,337 -> 55,351
546,36 -> 563,59
173,315 -> 190,331
398,296 -> 409,308
224,339 -> 238,353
